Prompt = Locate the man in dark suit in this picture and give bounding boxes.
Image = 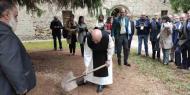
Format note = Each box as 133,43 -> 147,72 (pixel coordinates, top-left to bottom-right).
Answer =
150,17 -> 161,59
50,16 -> 63,51
0,1 -> 36,95
112,8 -> 131,66
179,13 -> 190,69
113,12 -> 120,54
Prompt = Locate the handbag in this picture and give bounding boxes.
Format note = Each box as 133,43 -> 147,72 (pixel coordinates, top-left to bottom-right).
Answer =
62,27 -> 68,38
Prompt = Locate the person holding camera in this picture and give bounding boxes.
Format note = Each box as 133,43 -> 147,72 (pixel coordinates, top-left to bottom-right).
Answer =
136,13 -> 150,56
50,16 -> 63,51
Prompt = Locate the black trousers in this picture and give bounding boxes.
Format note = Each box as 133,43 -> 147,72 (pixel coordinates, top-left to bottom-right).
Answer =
128,35 -> 133,49
52,33 -> 62,50
69,34 -> 77,54
116,34 -> 129,65
80,44 -> 84,57
174,46 -> 181,66
181,41 -> 190,69
114,37 -> 118,54
151,41 -> 160,59
181,48 -> 190,69
69,43 -> 76,54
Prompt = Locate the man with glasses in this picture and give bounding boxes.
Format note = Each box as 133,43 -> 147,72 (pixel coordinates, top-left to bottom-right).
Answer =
112,8 -> 131,66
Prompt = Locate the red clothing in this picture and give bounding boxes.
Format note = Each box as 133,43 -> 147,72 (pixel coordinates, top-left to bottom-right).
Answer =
105,23 -> 112,30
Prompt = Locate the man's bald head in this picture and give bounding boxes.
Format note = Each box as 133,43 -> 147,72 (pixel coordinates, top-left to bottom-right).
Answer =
91,29 -> 102,44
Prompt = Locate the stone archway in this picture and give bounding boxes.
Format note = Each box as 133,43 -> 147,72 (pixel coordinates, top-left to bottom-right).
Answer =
110,5 -> 130,17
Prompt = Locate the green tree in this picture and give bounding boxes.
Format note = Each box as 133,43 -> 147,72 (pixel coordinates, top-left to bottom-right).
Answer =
6,0 -> 103,15
170,0 -> 190,13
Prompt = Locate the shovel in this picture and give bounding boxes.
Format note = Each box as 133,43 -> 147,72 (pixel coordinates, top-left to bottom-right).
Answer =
61,64 -> 107,92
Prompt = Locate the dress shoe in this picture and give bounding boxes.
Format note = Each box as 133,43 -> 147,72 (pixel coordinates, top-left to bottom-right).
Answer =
163,63 -> 169,65
76,78 -> 87,86
157,58 -> 161,62
169,60 -> 174,62
118,59 -> 121,65
177,66 -> 184,69
96,85 -> 104,93
124,63 -> 131,67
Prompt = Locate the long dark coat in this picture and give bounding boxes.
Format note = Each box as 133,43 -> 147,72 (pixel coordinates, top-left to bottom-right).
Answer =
0,21 -> 36,95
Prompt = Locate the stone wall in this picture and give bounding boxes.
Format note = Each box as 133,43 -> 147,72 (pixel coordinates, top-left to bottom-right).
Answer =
104,0 -> 172,16
15,0 -> 172,41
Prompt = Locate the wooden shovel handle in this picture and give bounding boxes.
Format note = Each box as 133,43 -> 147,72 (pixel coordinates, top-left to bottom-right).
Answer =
87,64 -> 108,75
68,64 -> 107,82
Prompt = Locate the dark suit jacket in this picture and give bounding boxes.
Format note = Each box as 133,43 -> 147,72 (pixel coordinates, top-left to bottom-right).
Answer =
149,20 -> 161,42
111,16 -> 129,38
50,19 -> 63,36
136,19 -> 150,35
130,20 -> 135,36
0,21 -> 36,95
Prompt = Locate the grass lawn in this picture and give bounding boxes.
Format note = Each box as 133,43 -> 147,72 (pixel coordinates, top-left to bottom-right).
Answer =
24,40 -> 80,52
24,41 -> 190,95
129,50 -> 190,95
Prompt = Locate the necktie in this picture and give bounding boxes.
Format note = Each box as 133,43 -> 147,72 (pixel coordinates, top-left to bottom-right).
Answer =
128,21 -> 131,34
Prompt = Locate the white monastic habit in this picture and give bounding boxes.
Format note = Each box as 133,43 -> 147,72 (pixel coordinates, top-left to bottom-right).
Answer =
83,35 -> 114,85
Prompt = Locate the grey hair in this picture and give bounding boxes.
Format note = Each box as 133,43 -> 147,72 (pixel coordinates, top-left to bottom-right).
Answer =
0,1 -> 14,17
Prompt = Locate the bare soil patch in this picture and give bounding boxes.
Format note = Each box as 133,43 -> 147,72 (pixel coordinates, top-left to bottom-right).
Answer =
28,49 -> 172,95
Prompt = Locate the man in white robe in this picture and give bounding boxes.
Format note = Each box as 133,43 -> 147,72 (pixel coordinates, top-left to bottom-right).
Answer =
83,29 -> 114,93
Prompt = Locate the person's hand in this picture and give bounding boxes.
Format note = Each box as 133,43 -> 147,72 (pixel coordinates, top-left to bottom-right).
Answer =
112,36 -> 115,42
71,29 -> 76,32
106,61 -> 111,67
157,33 -> 160,39
83,68 -> 88,76
89,29 -> 93,33
18,89 -> 27,95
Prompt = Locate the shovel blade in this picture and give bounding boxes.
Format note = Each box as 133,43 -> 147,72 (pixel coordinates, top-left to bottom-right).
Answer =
61,72 -> 78,92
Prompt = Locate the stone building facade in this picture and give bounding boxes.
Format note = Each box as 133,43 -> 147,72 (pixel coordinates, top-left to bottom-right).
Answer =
16,0 -> 172,40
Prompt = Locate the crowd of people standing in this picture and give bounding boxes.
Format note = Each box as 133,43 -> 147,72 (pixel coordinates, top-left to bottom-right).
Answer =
1,0 -> 190,94
50,9 -> 190,70
134,12 -> 190,69
49,8 -> 190,93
